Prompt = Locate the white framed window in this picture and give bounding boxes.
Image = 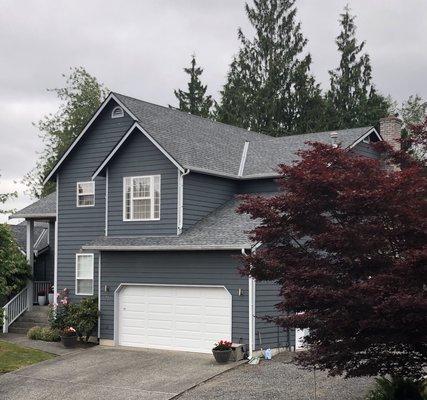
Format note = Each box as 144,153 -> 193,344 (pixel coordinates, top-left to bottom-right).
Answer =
123,175 -> 161,221
76,181 -> 95,207
111,106 -> 124,119
75,254 -> 94,295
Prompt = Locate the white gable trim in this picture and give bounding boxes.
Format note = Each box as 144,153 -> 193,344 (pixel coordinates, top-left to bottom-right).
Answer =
43,93 -> 139,184
349,127 -> 382,149
91,122 -> 184,180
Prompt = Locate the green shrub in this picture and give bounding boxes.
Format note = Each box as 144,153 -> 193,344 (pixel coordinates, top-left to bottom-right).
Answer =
48,290 -> 98,342
68,297 -> 99,342
27,326 -> 60,342
366,377 -> 426,400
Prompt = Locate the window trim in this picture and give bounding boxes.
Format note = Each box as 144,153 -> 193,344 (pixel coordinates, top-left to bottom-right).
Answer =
111,106 -> 124,119
75,253 -> 94,296
76,181 -> 95,208
123,175 -> 161,222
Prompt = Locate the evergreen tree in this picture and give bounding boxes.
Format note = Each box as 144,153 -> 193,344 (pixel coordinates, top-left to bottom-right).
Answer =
23,67 -> 109,198
216,0 -> 325,137
172,55 -> 213,118
326,6 -> 389,129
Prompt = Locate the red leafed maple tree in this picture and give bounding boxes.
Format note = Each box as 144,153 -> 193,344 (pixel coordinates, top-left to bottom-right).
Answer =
238,124 -> 427,380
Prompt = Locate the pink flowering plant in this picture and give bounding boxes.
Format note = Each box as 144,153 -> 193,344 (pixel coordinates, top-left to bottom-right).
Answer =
48,288 -> 71,332
62,326 -> 77,337
213,340 -> 232,351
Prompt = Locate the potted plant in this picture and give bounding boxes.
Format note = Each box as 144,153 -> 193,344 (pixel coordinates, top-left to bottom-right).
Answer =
37,290 -> 46,306
60,326 -> 77,348
48,286 -> 54,305
212,340 -> 233,364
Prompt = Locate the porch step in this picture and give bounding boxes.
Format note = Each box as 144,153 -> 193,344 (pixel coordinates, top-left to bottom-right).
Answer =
8,306 -> 50,334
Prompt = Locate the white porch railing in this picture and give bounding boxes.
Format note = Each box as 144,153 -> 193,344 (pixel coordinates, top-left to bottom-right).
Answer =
2,285 -> 29,334
33,281 -> 52,304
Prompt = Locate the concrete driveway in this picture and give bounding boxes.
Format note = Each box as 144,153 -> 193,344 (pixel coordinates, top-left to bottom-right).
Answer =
0,346 -> 240,400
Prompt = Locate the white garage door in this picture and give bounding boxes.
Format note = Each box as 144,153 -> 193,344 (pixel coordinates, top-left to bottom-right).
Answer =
118,285 -> 232,353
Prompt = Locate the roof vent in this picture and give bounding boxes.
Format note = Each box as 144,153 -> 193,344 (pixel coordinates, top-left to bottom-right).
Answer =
111,106 -> 124,119
330,132 -> 338,148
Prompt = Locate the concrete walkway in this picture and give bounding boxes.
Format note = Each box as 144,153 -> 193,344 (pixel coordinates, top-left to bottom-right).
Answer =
0,345 -> 243,400
0,332 -> 92,355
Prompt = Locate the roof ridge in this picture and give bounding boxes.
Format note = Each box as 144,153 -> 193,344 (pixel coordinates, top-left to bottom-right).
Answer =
113,92 -> 271,140
249,126 -> 374,143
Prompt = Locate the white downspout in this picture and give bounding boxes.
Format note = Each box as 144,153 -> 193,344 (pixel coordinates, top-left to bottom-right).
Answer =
177,169 -> 190,235
98,253 -> 101,340
53,175 -> 59,307
242,248 -> 256,359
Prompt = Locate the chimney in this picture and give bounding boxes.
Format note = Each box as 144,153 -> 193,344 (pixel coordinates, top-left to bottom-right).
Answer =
380,115 -> 402,150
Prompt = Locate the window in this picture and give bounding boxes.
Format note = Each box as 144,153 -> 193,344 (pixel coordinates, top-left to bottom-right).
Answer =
75,254 -> 94,295
111,106 -> 124,119
362,136 -> 371,144
77,181 -> 95,207
123,175 -> 160,221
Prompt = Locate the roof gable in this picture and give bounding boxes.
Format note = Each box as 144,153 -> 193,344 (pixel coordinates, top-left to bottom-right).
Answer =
43,90 -> 381,183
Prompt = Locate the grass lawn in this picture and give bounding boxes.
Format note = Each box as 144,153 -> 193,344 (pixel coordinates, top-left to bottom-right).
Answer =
0,340 -> 55,373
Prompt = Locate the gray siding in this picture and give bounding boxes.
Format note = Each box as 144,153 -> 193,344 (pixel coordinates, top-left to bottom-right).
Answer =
183,172 -> 236,230
238,178 -> 278,194
351,141 -> 380,159
107,130 -> 178,236
255,282 -> 294,349
57,101 -> 134,300
100,251 -> 249,346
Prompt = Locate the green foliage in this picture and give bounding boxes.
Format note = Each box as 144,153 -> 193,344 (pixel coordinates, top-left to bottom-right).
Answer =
0,224 -> 31,300
23,67 -> 109,198
216,0 -> 326,136
27,326 -> 60,342
0,175 -> 17,215
173,55 -> 213,118
326,6 -> 389,130
68,297 -> 99,342
366,377 -> 426,400
48,289 -> 98,342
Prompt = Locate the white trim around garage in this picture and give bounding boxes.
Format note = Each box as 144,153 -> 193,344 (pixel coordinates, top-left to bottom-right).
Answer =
113,283 -> 232,352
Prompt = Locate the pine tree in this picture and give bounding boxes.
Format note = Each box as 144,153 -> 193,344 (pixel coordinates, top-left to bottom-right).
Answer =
216,0 -> 325,137
173,55 -> 213,118
326,6 -> 389,129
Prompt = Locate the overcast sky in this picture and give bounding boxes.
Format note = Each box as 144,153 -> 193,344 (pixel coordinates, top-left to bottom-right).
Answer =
1,0 -> 426,222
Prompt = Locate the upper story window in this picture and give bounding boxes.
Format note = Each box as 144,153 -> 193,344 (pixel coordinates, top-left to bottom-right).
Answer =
76,181 -> 95,207
75,253 -> 94,295
111,106 -> 124,119
123,175 -> 160,221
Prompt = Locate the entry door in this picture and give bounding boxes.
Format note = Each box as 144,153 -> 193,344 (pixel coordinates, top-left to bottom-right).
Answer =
118,285 -> 232,353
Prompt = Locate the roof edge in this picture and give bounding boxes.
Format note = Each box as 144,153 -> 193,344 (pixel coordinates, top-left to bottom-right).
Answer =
9,213 -> 56,220
82,244 -> 252,251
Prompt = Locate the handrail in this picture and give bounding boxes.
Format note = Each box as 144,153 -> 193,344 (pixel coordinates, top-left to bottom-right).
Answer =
2,285 -> 29,333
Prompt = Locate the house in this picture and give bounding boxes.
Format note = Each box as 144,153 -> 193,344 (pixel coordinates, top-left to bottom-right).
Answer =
8,92 -> 402,356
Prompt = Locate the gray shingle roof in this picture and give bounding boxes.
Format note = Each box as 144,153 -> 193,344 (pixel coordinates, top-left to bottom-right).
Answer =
243,126 -> 373,177
11,192 -> 56,219
115,93 -> 374,178
83,197 -> 259,251
115,93 -> 269,177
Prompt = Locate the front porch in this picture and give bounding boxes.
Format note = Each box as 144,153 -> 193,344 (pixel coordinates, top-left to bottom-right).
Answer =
3,199 -> 57,333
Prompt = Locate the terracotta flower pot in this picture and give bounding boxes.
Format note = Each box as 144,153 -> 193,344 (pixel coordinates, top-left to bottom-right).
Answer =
61,334 -> 77,348
212,349 -> 232,364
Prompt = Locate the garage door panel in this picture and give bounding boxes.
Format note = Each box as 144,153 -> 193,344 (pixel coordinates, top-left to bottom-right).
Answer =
118,285 -> 232,353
